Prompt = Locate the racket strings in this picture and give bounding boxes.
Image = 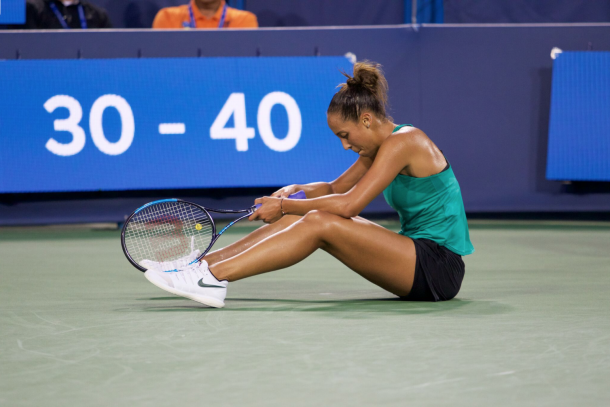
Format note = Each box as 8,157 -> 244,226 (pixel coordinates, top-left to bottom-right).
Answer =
123,201 -> 213,265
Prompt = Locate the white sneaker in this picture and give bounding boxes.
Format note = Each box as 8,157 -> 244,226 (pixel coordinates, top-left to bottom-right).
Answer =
144,260 -> 228,308
141,249 -> 201,272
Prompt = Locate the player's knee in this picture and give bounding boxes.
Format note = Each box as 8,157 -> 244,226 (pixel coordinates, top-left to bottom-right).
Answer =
302,210 -> 334,225
300,210 -> 339,239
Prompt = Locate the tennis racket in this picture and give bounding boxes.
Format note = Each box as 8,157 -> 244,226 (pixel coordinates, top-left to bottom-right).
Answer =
121,190 -> 306,272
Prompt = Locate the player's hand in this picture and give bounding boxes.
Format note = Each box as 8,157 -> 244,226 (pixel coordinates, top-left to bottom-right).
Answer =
271,185 -> 301,199
249,196 -> 283,223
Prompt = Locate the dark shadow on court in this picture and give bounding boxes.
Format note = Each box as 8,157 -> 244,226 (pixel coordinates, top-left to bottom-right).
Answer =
131,297 -> 512,316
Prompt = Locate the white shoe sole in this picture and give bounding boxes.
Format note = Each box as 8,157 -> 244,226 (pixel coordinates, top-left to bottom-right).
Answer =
144,270 -> 225,308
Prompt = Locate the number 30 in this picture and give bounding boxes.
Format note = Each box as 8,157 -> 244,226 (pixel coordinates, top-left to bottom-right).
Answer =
44,94 -> 135,156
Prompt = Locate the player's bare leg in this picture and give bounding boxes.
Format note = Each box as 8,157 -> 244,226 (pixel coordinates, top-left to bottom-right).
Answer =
204,214 -> 302,264
205,214 -> 379,266
210,210 -> 416,297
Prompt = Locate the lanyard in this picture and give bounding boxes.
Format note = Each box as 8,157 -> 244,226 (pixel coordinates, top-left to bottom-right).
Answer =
187,3 -> 227,29
49,1 -> 88,29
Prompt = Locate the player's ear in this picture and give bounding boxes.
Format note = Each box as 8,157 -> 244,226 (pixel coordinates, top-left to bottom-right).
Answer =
361,113 -> 372,129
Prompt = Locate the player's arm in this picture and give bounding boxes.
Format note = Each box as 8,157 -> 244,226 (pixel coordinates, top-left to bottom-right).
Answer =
271,156 -> 372,199
329,156 -> 374,194
255,131 -> 425,222
289,135 -> 411,218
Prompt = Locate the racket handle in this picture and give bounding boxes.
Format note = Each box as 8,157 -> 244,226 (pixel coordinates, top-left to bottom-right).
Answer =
254,190 -> 306,210
289,190 -> 307,200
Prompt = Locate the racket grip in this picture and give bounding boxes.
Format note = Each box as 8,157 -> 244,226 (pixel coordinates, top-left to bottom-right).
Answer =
254,190 -> 306,210
288,190 -> 307,200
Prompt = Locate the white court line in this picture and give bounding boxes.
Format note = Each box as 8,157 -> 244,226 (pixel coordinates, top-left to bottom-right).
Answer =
159,123 -> 186,134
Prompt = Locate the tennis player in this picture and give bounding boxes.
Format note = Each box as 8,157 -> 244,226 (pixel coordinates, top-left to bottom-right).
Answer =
145,61 -> 475,308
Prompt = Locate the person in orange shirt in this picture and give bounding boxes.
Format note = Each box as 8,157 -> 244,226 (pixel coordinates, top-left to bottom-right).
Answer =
152,0 -> 258,29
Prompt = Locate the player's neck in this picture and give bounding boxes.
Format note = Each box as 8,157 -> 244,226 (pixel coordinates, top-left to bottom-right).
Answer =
194,0 -> 223,19
376,120 -> 397,145
368,121 -> 397,160
383,121 -> 398,137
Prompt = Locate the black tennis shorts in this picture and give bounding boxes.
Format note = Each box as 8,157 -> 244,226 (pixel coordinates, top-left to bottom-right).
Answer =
401,238 -> 465,302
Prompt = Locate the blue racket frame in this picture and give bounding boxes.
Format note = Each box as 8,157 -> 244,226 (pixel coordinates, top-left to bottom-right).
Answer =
121,191 -> 306,272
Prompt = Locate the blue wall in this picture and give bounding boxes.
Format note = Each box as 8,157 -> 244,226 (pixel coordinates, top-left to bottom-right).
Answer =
444,0 -> 610,23
1,25 -> 610,224
417,26 -> 610,212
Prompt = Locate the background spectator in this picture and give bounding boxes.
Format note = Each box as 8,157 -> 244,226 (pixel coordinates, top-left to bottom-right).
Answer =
153,0 -> 257,29
21,0 -> 112,29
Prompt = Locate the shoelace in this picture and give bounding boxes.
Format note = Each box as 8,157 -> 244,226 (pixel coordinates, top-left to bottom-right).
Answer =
181,261 -> 208,281
168,266 -> 200,287
159,250 -> 200,271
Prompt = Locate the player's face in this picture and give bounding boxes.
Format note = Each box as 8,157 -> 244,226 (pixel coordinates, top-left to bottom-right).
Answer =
327,113 -> 373,157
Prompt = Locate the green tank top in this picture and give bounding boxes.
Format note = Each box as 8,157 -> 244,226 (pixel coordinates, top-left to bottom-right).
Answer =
382,125 -> 474,256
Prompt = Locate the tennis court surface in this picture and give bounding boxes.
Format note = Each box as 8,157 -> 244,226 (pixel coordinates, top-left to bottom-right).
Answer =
1,221 -> 609,406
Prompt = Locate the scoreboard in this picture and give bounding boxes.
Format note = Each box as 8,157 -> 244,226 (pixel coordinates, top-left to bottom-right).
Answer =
0,56 -> 356,192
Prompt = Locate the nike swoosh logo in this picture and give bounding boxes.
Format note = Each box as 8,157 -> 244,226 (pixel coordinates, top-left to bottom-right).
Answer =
198,279 -> 224,288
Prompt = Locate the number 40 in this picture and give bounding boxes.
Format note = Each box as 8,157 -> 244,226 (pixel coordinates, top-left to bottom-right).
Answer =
211,92 -> 302,152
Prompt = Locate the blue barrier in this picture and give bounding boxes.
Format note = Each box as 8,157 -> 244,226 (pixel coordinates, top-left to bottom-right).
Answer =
1,25 -> 610,224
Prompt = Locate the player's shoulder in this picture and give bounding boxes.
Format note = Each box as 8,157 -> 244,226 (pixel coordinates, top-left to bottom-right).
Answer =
379,126 -> 433,165
385,125 -> 427,149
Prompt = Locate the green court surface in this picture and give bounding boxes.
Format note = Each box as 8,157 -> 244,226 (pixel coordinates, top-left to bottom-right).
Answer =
1,222 -> 609,406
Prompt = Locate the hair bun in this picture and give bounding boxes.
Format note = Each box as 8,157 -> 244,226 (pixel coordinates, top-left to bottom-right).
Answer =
329,60 -> 390,122
346,76 -> 360,87
346,61 -> 388,107
352,62 -> 380,92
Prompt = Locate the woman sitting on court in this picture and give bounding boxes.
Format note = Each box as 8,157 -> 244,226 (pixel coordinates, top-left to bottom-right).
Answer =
144,61 -> 475,308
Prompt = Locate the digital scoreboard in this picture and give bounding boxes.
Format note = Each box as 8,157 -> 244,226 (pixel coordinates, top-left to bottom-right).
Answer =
0,56 -> 356,192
